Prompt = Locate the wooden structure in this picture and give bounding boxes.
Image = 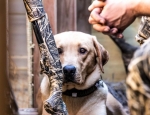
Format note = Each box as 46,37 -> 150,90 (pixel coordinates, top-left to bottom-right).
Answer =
0,0 -> 7,114
19,108 -> 38,115
0,1 -> 19,115
43,0 -> 91,34
8,0 -> 33,108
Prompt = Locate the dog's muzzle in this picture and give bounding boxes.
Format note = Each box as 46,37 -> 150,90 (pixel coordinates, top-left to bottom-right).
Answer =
63,65 -> 76,82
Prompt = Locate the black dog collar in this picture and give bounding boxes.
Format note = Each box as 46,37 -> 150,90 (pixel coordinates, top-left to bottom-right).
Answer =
63,79 -> 104,97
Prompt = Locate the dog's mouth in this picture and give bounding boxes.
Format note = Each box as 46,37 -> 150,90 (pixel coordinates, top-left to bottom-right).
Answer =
63,75 -> 82,85
63,76 -> 77,84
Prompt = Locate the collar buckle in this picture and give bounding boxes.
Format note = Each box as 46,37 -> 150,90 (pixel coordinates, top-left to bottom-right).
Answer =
72,93 -> 77,97
95,80 -> 104,88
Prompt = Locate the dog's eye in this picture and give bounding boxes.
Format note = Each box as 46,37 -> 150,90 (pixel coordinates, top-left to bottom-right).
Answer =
79,48 -> 87,54
58,48 -> 63,54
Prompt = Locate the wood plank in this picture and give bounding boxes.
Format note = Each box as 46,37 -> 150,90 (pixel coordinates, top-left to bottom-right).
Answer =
9,69 -> 28,108
8,2 -> 29,107
9,35 -> 27,56
9,0 -> 26,14
10,58 -> 27,67
9,15 -> 26,36
0,0 -> 7,114
77,0 -> 91,34
57,0 -> 77,33
32,33 -> 41,108
11,56 -> 28,59
19,108 -> 38,115
9,15 -> 27,56
2,0 -> 19,113
43,0 -> 57,34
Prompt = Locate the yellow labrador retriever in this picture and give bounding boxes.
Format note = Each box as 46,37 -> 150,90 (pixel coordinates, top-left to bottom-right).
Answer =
37,31 -> 128,115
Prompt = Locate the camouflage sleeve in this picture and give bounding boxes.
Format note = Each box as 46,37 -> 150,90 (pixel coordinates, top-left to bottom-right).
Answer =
135,16 -> 150,45
126,39 -> 150,115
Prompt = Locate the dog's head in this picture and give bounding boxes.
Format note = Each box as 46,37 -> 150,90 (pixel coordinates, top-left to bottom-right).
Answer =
54,31 -> 109,90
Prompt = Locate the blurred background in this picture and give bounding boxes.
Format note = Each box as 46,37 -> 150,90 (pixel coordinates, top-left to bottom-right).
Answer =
5,0 -> 141,112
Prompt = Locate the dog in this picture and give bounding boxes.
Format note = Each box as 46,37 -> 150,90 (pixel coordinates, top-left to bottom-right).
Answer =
36,31 -> 128,115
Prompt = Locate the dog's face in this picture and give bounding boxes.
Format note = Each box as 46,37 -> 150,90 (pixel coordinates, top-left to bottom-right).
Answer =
54,31 -> 109,90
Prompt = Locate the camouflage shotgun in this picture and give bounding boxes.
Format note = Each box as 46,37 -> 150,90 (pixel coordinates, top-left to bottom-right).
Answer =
23,0 -> 68,114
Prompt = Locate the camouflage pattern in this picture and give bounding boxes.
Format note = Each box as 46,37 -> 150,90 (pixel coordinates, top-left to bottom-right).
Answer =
126,39 -> 150,115
23,0 -> 45,21
23,0 -> 68,114
39,43 -> 67,115
135,16 -> 150,45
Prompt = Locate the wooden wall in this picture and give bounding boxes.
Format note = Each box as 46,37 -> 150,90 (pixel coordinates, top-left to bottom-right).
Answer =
44,0 -> 91,34
8,0 -> 30,108
57,0 -> 77,33
77,0 -> 91,33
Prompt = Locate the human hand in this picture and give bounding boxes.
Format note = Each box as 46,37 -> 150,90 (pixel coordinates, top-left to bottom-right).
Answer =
88,0 -> 137,38
88,4 -> 121,38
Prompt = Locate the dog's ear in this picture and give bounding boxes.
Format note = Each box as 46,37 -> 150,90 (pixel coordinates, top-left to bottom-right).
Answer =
92,36 -> 109,73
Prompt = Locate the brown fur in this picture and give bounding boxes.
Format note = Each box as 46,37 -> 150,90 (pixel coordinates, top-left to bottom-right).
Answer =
36,31 -> 127,115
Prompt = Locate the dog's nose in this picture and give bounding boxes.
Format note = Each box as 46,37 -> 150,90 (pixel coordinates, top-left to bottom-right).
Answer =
63,65 -> 76,77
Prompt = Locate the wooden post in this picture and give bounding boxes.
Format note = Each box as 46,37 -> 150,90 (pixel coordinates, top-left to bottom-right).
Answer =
33,33 -> 41,108
26,16 -> 34,107
0,0 -> 7,114
57,0 -> 77,33
77,0 -> 91,34
0,0 -> 18,114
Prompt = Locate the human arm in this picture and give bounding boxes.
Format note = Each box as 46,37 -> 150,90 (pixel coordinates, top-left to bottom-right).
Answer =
135,0 -> 150,17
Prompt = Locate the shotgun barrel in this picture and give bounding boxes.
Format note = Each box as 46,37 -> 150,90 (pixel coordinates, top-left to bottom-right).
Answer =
23,0 -> 68,114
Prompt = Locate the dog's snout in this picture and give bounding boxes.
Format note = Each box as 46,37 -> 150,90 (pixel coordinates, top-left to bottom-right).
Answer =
63,65 -> 76,76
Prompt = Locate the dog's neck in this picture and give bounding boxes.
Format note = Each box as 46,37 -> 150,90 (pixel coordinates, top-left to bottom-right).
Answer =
62,64 -> 102,95
63,79 -> 104,97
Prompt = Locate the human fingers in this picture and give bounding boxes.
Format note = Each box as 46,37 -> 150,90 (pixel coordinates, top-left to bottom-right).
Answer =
110,28 -> 118,34
102,28 -> 123,37
90,8 -> 106,25
102,28 -> 118,36
88,0 -> 105,11
110,29 -> 124,38
115,29 -> 124,38
89,16 -> 99,24
110,33 -> 123,38
116,33 -> 123,38
93,23 -> 110,32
